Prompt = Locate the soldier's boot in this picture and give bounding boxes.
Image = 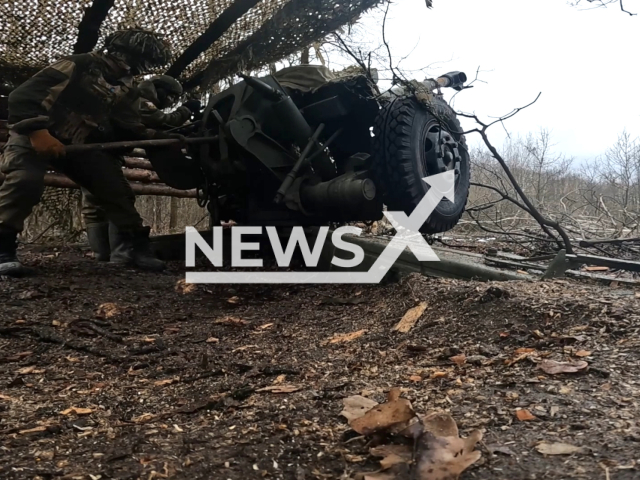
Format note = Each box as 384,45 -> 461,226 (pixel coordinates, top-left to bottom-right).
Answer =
0,230 -> 33,277
109,225 -> 166,272
86,223 -> 111,261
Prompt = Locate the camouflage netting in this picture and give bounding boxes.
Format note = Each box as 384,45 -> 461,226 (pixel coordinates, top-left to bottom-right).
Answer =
0,0 -> 384,90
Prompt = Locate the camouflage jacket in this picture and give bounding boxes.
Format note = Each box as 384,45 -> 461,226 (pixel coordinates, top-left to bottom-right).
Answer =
8,52 -> 152,144
139,100 -> 191,129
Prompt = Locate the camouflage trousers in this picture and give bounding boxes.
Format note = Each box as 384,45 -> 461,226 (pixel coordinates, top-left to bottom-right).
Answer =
0,133 -> 143,234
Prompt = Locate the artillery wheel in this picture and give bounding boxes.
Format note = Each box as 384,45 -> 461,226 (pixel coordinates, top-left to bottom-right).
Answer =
372,96 -> 470,234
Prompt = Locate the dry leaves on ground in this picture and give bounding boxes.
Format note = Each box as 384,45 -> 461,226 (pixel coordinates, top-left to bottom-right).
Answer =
516,409 -> 536,421
256,385 -> 301,393
175,279 -> 197,294
538,359 -> 588,375
536,442 -> 588,455
95,302 -> 123,319
60,407 -> 93,416
450,354 -> 466,366
345,389 -> 482,479
393,302 -> 428,333
16,366 -> 45,375
575,350 -> 592,357
325,329 -> 366,345
214,316 -> 248,326
350,389 -> 415,435
341,395 -> 379,422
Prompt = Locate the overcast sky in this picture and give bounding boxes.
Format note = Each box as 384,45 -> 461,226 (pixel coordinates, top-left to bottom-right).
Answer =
340,0 -> 640,162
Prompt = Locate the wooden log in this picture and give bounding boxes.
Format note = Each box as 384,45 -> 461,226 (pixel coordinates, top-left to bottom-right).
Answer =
124,168 -> 162,184
0,171 -> 197,198
123,157 -> 154,170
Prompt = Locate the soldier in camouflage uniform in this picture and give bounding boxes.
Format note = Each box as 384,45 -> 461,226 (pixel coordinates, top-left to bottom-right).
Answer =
0,29 -> 176,276
84,75 -> 201,261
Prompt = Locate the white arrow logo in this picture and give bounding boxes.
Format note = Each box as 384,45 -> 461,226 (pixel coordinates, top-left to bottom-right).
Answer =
186,171 -> 454,284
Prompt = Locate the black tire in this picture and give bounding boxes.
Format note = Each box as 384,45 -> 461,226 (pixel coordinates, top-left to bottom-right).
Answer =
372,96 -> 470,234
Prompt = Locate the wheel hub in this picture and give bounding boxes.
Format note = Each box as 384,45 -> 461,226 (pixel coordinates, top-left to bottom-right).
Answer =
424,126 -> 462,179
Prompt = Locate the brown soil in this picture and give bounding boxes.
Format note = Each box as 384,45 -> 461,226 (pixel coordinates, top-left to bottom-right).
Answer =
1,245 -> 639,480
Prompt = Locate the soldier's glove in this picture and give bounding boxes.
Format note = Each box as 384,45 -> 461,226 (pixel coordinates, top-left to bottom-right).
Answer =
29,130 -> 66,158
182,99 -> 202,114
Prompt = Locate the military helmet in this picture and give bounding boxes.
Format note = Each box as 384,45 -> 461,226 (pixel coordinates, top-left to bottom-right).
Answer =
104,29 -> 172,73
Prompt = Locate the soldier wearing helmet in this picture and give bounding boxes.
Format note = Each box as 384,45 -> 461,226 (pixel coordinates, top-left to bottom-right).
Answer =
82,74 -> 201,262
0,28 -> 172,276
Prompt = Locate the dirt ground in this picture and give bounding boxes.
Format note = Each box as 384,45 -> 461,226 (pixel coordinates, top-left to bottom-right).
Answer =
1,245 -> 639,480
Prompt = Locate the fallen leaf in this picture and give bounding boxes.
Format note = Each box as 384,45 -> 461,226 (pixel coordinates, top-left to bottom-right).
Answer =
96,302 -> 123,319
387,388 -> 401,402
3,351 -> 33,362
350,396 -> 414,435
409,375 -> 423,382
175,279 -> 197,294
515,348 -> 537,354
422,412 -> 459,437
516,409 -> 536,421
370,444 -> 412,470
536,442 -> 587,455
326,329 -> 366,344
154,379 -> 176,386
517,270 -> 529,275
17,366 -> 36,375
205,337 -> 219,343
60,407 -> 93,416
227,296 -> 240,304
450,354 -> 466,365
214,316 -> 248,326
132,413 -> 157,423
232,344 -> 258,352
393,302 -> 428,333
538,359 -> 588,375
341,396 -> 379,422
257,323 -> 274,330
414,429 -> 483,480
52,320 -> 61,327
505,351 -> 534,367
575,350 -> 592,357
430,371 -> 448,379
256,385 -> 301,393
499,332 -> 510,338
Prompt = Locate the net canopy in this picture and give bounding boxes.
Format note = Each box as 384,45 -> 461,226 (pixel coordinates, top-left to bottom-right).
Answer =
0,0 -> 384,91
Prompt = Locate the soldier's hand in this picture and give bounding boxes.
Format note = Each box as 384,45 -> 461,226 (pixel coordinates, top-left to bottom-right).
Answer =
183,99 -> 202,113
29,130 -> 66,158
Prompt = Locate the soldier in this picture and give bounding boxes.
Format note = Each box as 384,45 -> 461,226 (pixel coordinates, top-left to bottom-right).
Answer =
84,75 -> 201,261
0,29 -> 175,276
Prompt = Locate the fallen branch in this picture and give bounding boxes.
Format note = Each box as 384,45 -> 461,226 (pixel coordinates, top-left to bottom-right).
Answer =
459,95 -> 575,254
